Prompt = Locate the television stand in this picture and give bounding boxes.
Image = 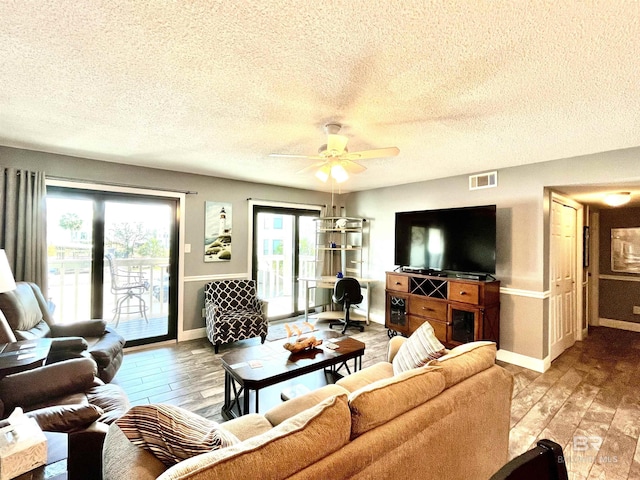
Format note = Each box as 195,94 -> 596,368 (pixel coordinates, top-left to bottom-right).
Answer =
455,272 -> 487,281
385,271 -> 500,348
401,267 -> 447,277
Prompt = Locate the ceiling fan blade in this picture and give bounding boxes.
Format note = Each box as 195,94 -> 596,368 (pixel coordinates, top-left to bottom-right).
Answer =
269,153 -> 324,160
326,134 -> 349,155
345,147 -> 400,160
296,160 -> 327,174
341,160 -> 367,174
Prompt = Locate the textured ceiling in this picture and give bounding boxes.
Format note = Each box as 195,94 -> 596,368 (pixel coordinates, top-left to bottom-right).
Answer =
0,1 -> 639,193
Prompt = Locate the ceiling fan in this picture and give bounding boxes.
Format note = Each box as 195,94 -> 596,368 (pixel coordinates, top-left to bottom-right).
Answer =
269,123 -> 400,183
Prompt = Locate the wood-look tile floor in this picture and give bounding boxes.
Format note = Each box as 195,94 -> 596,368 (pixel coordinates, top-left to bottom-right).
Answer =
113,321 -> 391,423
113,323 -> 640,479
504,326 -> 640,480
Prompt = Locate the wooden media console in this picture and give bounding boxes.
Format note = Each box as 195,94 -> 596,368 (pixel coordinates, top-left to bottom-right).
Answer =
385,271 -> 500,347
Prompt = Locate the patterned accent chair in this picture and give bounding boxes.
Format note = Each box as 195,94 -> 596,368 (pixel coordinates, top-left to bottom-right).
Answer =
204,280 -> 268,353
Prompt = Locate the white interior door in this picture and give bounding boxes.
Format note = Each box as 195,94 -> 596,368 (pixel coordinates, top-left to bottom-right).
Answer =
550,197 -> 578,361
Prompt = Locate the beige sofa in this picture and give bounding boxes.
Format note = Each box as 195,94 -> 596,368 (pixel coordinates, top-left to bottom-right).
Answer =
103,340 -> 513,480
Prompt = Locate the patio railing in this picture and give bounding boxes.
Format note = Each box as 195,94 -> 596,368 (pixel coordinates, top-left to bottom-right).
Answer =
47,257 -> 170,325
255,255 -> 317,316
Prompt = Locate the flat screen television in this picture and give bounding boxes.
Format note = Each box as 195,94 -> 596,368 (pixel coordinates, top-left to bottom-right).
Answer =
394,205 -> 496,275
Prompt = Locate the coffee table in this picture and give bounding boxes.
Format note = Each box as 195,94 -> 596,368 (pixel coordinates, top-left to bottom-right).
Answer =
220,330 -> 365,419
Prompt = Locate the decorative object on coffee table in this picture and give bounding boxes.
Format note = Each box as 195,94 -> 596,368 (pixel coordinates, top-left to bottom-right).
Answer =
283,336 -> 323,353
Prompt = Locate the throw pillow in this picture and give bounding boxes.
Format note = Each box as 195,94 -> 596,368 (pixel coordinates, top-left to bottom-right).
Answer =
116,404 -> 239,466
392,321 -> 446,375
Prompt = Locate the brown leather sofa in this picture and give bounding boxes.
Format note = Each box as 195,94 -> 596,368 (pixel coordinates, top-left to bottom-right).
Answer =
0,356 -> 130,480
0,282 -> 125,382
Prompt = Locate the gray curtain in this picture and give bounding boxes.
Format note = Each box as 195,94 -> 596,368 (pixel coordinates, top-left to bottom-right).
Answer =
0,166 -> 48,293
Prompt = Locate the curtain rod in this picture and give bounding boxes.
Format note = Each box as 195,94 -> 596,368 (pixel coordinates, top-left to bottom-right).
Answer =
4,170 -> 37,176
246,198 -> 326,208
47,176 -> 198,195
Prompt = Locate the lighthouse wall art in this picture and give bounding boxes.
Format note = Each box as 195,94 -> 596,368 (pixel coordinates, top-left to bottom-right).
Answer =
204,201 -> 232,262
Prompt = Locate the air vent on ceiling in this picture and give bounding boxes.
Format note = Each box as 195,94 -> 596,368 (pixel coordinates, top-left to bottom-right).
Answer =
469,171 -> 497,190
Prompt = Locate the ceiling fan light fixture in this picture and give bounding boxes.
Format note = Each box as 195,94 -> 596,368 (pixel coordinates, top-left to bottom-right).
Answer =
277,121 -> 398,182
330,163 -> 349,183
315,164 -> 330,182
604,192 -> 631,207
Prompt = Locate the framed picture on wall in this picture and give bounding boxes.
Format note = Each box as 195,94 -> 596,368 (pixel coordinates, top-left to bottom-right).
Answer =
205,201 -> 232,262
611,227 -> 640,273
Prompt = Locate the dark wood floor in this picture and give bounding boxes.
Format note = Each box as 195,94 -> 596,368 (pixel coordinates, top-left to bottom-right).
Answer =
113,323 -> 640,479
113,321 -> 391,422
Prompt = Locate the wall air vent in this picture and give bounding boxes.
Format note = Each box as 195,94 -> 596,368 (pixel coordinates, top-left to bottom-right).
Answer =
469,171 -> 497,190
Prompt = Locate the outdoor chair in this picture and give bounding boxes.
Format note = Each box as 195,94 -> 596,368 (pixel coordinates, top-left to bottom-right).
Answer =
204,279 -> 268,353
105,254 -> 149,327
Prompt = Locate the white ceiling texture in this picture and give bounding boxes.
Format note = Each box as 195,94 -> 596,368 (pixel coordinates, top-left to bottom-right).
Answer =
0,1 -> 639,194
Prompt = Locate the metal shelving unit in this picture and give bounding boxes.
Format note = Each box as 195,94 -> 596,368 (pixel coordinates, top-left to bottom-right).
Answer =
314,216 -> 365,278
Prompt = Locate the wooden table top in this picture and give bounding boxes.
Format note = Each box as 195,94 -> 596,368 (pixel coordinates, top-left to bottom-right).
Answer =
220,330 -> 365,388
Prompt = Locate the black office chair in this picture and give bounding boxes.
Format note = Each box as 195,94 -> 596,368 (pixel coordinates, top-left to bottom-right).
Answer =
329,277 -> 364,334
490,439 -> 569,480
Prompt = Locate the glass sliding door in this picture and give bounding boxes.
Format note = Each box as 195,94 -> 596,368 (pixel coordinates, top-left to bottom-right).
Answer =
102,199 -> 174,342
252,206 -> 319,320
46,187 -> 178,347
255,211 -> 294,318
46,197 -> 94,323
297,215 -> 318,311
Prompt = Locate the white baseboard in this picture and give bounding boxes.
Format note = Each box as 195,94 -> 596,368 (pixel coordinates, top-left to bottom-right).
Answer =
598,318 -> 640,332
497,348 -> 549,373
178,327 -> 207,342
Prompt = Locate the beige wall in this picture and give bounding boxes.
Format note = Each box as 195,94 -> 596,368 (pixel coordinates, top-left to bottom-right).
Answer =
346,147 -> 640,361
